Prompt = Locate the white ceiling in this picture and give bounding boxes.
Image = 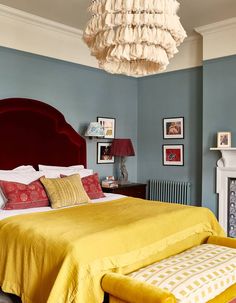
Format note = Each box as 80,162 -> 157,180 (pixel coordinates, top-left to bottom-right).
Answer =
0,0 -> 235,35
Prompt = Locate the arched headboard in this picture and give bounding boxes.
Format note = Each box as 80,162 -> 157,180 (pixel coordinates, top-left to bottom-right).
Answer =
0,98 -> 86,169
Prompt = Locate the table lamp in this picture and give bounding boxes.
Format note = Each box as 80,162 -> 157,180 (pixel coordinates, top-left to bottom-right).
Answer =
110,138 -> 135,184
84,122 -> 105,139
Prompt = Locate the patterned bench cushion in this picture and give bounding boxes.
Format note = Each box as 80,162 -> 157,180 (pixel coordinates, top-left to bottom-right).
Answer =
128,244 -> 236,303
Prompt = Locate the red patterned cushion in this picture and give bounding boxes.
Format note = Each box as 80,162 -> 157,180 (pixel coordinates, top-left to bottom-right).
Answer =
0,179 -> 49,210
81,173 -> 105,200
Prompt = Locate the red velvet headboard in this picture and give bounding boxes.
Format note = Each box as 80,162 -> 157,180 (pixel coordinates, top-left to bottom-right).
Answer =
0,98 -> 86,169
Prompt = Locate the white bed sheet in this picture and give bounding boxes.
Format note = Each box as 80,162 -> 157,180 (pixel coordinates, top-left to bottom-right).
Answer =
0,193 -> 125,221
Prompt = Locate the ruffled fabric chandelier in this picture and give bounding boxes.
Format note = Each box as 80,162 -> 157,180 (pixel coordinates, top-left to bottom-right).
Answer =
83,0 -> 187,76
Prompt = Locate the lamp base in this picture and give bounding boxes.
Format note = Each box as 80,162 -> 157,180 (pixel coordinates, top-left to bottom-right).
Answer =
119,157 -> 129,184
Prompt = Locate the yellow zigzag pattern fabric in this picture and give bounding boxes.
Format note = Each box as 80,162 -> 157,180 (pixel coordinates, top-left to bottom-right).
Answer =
128,244 -> 236,303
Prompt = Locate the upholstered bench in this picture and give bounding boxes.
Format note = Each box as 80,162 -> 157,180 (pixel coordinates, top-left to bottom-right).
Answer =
102,236 -> 236,303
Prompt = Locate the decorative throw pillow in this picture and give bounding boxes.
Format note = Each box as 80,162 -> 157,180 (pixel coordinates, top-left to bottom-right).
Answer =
0,179 -> 49,210
81,173 -> 105,199
40,174 -> 91,209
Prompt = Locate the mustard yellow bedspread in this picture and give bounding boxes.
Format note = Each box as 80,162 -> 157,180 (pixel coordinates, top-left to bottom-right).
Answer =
0,198 -> 224,303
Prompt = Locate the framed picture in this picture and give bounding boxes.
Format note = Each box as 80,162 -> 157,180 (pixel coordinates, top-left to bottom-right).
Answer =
217,132 -> 231,148
163,117 -> 184,139
163,144 -> 184,166
97,142 -> 114,164
97,117 -> 115,139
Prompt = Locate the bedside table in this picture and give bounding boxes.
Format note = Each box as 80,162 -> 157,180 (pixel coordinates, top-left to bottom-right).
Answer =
102,183 -> 146,199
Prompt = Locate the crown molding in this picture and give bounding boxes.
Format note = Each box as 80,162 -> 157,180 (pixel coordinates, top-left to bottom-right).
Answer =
0,4 -> 98,69
0,4 -> 83,38
0,4 -> 202,75
184,34 -> 202,43
195,17 -> 236,36
195,17 -> 236,61
165,34 -> 202,73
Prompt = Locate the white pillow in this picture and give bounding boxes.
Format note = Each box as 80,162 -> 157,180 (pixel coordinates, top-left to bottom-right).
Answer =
77,169 -> 94,178
0,187 -> 7,209
0,165 -> 36,174
42,168 -> 93,178
0,171 -> 44,185
38,164 -> 84,171
13,165 -> 36,172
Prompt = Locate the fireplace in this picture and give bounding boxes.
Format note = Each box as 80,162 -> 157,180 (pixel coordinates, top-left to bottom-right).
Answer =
211,147 -> 236,236
228,178 -> 236,238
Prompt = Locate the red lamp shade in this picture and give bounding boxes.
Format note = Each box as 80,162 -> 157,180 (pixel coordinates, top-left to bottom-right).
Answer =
110,139 -> 135,157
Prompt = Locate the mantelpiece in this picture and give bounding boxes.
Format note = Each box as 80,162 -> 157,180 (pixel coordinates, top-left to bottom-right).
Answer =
210,147 -> 236,234
210,148 -> 236,167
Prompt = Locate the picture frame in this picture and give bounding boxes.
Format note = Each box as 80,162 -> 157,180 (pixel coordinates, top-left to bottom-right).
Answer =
217,132 -> 231,148
97,142 -> 114,164
163,144 -> 184,166
163,117 -> 184,139
97,117 -> 116,139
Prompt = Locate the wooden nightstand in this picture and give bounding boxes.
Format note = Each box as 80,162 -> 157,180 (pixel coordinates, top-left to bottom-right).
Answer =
102,183 -> 146,199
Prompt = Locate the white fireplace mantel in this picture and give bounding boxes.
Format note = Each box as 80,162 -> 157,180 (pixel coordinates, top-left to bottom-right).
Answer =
210,147 -> 236,233
210,147 -> 236,167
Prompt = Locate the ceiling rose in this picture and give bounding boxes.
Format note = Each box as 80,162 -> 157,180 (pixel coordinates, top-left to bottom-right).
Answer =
83,0 -> 187,76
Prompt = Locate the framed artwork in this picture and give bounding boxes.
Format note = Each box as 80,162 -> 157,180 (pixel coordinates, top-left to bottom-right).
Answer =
163,144 -> 184,166
97,142 -> 114,164
97,117 -> 116,139
163,117 -> 184,139
217,132 -> 231,148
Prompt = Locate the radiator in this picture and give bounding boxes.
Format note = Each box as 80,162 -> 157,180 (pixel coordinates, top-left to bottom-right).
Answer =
148,180 -> 191,205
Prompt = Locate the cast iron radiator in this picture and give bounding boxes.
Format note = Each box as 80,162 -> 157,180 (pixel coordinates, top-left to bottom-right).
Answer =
148,180 -> 191,205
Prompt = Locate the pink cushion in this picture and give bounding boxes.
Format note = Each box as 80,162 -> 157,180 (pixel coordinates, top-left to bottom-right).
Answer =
81,173 -> 105,200
0,179 -> 49,210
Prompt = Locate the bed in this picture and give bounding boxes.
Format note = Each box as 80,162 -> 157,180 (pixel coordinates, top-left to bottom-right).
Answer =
0,98 -> 235,303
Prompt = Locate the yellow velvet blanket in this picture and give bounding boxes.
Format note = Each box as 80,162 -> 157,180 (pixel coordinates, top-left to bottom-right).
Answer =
0,198 -> 224,303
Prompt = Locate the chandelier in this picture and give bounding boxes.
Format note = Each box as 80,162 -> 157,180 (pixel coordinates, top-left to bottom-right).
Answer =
83,0 -> 187,76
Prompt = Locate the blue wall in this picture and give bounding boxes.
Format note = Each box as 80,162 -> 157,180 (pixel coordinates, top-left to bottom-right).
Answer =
1,45 -> 236,214
202,55 -> 236,215
0,47 -> 138,181
137,68 -> 203,205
